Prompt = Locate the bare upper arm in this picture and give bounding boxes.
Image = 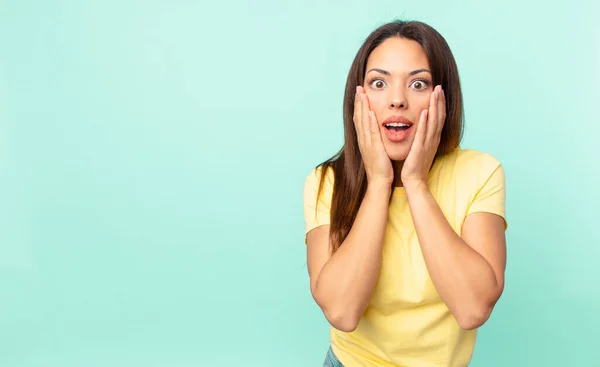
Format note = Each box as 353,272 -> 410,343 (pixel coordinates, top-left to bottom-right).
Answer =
461,212 -> 507,290
306,224 -> 332,298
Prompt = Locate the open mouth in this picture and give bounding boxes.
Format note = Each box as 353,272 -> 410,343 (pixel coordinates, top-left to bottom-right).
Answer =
382,121 -> 413,142
384,122 -> 411,133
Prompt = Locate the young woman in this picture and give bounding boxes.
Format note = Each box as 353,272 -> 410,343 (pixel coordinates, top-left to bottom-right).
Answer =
303,20 -> 507,367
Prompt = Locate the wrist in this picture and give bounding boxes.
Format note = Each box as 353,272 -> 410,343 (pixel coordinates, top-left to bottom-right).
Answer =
403,179 -> 429,194
367,180 -> 392,195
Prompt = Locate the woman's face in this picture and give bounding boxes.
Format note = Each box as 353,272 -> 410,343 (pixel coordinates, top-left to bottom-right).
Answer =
363,37 -> 434,161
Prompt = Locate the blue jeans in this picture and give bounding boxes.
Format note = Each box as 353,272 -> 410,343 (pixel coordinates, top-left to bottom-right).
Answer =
323,346 -> 344,367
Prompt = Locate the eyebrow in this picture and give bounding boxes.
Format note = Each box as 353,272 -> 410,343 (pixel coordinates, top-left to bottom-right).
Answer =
366,68 -> 431,76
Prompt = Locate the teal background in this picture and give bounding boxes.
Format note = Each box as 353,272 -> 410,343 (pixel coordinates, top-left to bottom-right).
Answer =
1,1 -> 599,366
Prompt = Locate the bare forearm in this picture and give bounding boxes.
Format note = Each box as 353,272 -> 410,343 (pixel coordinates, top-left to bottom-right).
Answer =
405,182 -> 501,329
315,182 -> 390,329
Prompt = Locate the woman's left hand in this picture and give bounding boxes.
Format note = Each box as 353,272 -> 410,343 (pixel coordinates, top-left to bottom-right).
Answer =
401,85 -> 446,188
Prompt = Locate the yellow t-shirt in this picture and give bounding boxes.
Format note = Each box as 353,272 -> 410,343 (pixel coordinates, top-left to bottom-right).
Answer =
302,147 -> 507,367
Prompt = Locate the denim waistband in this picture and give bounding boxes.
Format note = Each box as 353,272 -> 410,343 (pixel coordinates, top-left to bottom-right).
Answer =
323,346 -> 344,367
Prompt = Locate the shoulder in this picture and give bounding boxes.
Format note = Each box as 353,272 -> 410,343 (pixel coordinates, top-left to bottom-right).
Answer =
303,164 -> 336,227
304,164 -> 335,189
303,164 -> 336,205
433,147 -> 506,200
452,147 -> 501,167
438,147 -> 503,176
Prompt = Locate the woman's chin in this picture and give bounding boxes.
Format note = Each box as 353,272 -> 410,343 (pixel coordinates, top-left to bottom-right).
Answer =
385,147 -> 410,162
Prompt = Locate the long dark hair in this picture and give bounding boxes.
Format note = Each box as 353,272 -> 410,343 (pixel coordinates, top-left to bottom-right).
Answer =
316,20 -> 464,253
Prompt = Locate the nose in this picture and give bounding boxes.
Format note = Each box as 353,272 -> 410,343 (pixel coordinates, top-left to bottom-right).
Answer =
389,90 -> 407,109
390,99 -> 406,108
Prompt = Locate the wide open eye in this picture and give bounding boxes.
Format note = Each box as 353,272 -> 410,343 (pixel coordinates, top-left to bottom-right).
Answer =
369,78 -> 387,90
410,79 -> 429,91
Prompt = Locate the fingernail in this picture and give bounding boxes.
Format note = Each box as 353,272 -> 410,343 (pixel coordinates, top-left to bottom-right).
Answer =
356,86 -> 360,93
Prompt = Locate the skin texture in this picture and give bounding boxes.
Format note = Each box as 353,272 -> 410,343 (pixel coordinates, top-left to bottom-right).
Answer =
307,36 -> 506,332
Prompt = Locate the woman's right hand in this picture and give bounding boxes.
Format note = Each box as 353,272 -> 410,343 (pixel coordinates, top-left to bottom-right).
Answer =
353,86 -> 394,186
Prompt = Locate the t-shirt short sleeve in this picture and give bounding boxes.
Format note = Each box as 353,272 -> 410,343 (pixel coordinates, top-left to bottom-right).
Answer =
465,153 -> 507,229
303,166 -> 334,237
